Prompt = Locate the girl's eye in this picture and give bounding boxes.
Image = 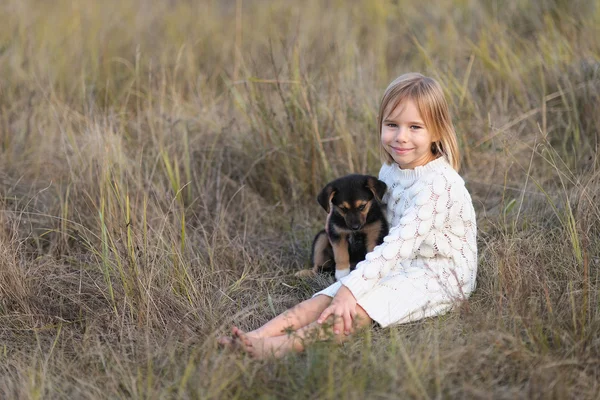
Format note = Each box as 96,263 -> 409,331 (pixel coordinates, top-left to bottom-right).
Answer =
386,123 -> 397,128
410,125 -> 422,130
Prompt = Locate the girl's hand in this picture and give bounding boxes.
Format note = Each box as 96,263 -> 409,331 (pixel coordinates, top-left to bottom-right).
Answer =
317,285 -> 358,336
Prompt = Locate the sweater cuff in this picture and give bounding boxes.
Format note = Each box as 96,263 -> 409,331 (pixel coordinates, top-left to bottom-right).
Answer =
340,273 -> 375,301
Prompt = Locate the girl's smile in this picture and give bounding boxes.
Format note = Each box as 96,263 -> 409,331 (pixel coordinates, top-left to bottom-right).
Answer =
389,146 -> 414,155
381,99 -> 438,169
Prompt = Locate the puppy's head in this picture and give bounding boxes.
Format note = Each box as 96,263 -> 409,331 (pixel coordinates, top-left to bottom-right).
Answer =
317,175 -> 387,231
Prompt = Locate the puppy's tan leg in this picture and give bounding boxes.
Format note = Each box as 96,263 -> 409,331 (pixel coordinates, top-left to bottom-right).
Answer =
296,231 -> 333,278
364,220 -> 383,253
331,235 -> 350,280
295,269 -> 317,278
312,233 -> 334,271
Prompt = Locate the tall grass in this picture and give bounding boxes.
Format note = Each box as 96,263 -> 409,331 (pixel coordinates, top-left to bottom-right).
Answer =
1,0 -> 599,398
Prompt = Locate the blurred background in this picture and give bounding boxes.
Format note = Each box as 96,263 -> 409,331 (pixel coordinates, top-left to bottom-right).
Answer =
1,0 -> 599,398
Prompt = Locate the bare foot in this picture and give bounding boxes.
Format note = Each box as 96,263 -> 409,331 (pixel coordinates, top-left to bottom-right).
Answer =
233,327 -> 299,359
218,326 -> 264,350
217,335 -> 235,349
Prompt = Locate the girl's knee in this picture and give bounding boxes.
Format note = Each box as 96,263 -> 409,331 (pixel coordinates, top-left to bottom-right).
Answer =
354,305 -> 373,329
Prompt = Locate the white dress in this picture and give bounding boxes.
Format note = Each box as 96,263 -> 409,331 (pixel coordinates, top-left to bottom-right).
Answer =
313,157 -> 478,327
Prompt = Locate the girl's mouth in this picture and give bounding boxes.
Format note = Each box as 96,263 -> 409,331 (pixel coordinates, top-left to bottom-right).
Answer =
391,147 -> 413,155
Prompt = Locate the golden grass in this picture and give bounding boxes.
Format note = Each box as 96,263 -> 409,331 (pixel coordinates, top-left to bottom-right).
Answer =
1,0 -> 600,398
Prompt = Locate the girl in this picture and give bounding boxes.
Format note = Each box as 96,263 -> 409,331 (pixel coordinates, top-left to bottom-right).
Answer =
218,73 -> 478,358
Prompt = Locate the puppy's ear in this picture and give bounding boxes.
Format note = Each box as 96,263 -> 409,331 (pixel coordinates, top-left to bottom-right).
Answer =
366,177 -> 387,202
317,184 -> 336,213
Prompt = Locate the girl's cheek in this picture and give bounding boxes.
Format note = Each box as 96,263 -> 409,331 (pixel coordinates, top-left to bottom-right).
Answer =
381,128 -> 393,143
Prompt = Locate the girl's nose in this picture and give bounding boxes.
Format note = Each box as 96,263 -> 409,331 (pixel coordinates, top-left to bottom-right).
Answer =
395,126 -> 408,142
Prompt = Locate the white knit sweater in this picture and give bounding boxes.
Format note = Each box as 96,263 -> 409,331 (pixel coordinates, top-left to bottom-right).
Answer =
315,156 -> 478,326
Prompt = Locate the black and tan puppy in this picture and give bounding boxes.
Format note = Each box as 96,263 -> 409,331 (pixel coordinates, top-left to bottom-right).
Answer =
297,174 -> 389,281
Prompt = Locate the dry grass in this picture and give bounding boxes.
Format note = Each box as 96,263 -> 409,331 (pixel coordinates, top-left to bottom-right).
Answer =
1,0 -> 600,398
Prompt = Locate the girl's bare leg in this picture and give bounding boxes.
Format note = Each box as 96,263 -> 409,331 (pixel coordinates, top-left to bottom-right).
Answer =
234,304 -> 373,359
217,295 -> 332,346
248,294 -> 332,337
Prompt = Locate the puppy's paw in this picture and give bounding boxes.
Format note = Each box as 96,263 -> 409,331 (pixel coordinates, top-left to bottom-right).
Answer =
335,268 -> 351,280
295,269 -> 316,278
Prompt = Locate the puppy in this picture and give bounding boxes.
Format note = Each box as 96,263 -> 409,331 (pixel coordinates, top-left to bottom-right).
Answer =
297,174 -> 389,281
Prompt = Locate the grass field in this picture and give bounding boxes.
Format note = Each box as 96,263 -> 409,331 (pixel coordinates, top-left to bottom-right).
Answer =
1,0 -> 600,398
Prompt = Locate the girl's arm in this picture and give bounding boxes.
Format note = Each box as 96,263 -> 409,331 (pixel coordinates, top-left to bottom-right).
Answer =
340,174 -> 464,300
316,285 -> 358,336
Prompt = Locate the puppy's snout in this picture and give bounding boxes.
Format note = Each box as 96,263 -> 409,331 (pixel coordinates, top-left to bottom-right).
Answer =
346,213 -> 363,231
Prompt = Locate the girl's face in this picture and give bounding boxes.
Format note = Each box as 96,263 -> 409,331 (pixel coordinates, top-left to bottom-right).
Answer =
381,99 -> 437,169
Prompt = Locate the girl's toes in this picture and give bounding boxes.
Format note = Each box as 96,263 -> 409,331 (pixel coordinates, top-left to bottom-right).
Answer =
246,347 -> 259,358
232,335 -> 251,354
231,326 -> 243,338
217,336 -> 234,348
232,327 -> 252,346
240,334 -> 254,348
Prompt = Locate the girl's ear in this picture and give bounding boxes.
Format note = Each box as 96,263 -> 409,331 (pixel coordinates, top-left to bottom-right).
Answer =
431,127 -> 442,142
431,129 -> 443,155
317,184 -> 336,212
366,177 -> 387,202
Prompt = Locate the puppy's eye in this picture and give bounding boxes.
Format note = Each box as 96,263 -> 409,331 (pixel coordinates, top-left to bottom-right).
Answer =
339,206 -> 348,213
358,204 -> 366,211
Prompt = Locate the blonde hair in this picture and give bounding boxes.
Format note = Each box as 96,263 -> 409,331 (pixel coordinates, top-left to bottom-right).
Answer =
377,73 -> 460,171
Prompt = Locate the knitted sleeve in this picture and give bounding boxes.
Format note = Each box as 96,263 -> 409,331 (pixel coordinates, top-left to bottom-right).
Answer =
340,172 -> 464,300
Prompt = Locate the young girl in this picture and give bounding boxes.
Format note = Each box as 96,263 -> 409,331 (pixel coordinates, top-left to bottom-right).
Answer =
218,72 -> 478,358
